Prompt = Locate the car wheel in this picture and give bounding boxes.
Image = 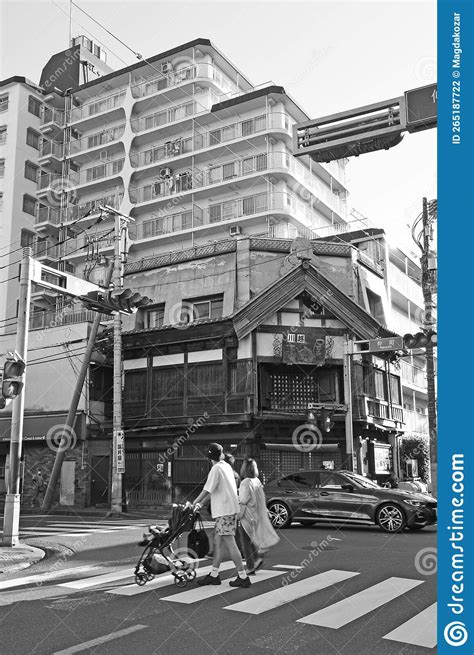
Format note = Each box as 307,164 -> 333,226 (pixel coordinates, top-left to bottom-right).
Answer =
376,503 -> 407,533
298,520 -> 317,526
267,501 -> 292,529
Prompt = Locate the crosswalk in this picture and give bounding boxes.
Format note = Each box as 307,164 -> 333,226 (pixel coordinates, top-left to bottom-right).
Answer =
0,519 -> 212,540
0,563 -> 437,649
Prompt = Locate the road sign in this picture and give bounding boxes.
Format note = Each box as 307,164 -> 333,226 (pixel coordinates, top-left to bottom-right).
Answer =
368,337 -> 404,352
405,84 -> 437,130
114,429 -> 125,474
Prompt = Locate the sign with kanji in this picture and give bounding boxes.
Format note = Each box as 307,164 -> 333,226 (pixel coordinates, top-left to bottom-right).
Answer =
368,336 -> 404,352
282,330 -> 326,365
114,429 -> 125,474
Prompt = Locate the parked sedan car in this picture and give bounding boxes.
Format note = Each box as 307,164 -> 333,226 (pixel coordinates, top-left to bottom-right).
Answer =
265,469 -> 437,533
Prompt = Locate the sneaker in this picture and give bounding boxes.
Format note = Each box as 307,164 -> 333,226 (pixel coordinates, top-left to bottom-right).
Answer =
229,575 -> 251,588
248,558 -> 264,574
248,571 -> 256,576
197,573 -> 221,586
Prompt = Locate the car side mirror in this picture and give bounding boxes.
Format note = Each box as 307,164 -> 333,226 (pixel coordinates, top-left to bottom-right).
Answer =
341,483 -> 354,491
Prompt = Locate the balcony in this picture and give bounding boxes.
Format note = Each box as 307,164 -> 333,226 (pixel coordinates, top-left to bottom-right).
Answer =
35,205 -> 61,230
399,360 -> 427,389
68,158 -> 125,188
39,139 -> 64,161
63,193 -> 124,224
389,263 -> 424,306
69,124 -> 126,157
63,228 -> 115,259
130,113 -> 291,169
33,240 -> 60,261
68,90 -> 126,125
133,189 -> 328,241
130,92 -> 219,134
131,63 -> 239,100
129,151 -> 344,218
29,307 -> 113,331
40,107 -> 65,133
404,409 -> 428,433
354,395 -> 404,425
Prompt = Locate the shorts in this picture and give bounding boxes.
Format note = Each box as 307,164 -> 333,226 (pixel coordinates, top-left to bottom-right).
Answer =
215,514 -> 237,536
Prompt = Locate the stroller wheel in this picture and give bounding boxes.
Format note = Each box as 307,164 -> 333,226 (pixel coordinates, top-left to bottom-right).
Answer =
174,571 -> 188,588
146,572 -> 155,582
135,573 -> 147,586
187,569 -> 197,581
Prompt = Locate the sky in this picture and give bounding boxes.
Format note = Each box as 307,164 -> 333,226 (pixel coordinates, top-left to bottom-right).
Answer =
0,0 -> 437,255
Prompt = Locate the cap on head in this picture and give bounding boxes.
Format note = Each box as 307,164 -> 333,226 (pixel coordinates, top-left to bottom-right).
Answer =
207,442 -> 223,461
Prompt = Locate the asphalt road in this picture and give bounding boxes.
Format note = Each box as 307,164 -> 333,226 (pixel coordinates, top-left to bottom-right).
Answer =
0,515 -> 437,655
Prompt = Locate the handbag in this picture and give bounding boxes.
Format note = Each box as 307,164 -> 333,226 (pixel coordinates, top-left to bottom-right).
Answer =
187,515 -> 210,558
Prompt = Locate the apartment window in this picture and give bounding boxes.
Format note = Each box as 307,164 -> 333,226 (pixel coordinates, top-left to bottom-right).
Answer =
22,194 -> 37,216
182,295 -> 224,323
24,161 -> 38,183
26,128 -> 40,150
0,159 -> 4,177
0,95 -> 8,112
0,126 -> 6,144
28,96 -> 42,117
144,304 -> 165,329
20,229 -> 35,248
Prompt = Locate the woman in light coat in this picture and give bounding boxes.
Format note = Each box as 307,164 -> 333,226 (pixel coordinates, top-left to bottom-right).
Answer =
238,458 -> 279,573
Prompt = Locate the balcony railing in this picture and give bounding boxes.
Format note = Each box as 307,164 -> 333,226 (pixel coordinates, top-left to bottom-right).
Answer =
130,91 -> 219,133
133,190 -> 328,240
36,205 -> 61,226
355,396 -> 404,423
41,107 -> 65,127
64,193 -> 124,223
39,139 -> 64,159
30,308 -> 112,330
68,90 -> 127,123
404,409 -> 428,433
69,124 -> 126,156
389,263 -> 424,305
33,241 -> 60,260
63,228 -> 115,257
130,113 -> 290,168
129,151 -> 344,216
37,172 -> 62,191
399,360 -> 427,388
131,63 -> 239,99
68,158 -> 125,187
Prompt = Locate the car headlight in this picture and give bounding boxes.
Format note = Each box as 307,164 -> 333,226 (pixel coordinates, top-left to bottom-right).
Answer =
403,499 -> 422,507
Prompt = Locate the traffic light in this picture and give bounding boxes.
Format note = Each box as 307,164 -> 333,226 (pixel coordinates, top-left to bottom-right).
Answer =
403,330 -> 437,349
0,355 -> 26,408
80,289 -> 151,315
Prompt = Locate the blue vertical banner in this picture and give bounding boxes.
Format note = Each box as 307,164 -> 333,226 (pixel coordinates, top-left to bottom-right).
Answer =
438,0 -> 474,653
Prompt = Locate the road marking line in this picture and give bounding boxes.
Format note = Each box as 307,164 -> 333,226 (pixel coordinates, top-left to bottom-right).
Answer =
52,625 -> 148,654
0,565 -> 102,590
107,559 -> 226,597
225,570 -> 360,614
297,577 -> 424,628
272,565 -> 303,570
383,603 -> 437,648
58,569 -> 134,589
162,569 -> 283,604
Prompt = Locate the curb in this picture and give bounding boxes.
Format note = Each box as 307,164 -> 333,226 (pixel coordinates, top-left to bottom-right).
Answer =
0,543 -> 46,574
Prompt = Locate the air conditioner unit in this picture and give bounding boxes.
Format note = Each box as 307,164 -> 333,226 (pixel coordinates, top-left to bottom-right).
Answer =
229,225 -> 241,236
161,62 -> 172,74
159,167 -> 173,179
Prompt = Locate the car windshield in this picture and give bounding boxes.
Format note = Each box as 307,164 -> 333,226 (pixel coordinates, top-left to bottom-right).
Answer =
344,472 -> 381,489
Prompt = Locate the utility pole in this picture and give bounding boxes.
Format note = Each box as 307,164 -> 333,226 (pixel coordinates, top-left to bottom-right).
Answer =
421,197 -> 437,493
42,261 -> 114,510
2,248 -> 32,546
343,336 -> 354,472
110,211 -> 124,515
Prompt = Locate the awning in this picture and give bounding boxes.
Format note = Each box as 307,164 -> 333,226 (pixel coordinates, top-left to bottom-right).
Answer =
264,443 -> 341,452
0,413 -> 86,442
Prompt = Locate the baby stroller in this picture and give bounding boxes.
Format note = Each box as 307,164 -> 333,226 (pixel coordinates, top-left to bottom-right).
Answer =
134,503 -> 198,588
